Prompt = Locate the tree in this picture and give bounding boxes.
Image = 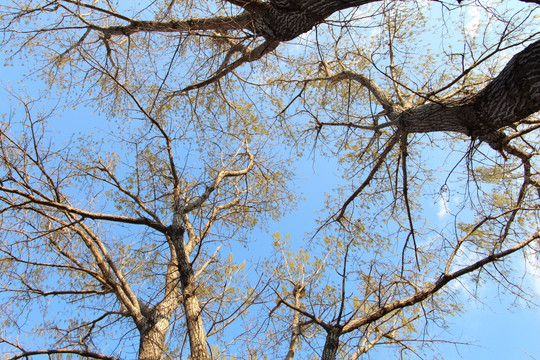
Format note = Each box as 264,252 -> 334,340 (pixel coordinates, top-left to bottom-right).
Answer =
0,0 -> 539,359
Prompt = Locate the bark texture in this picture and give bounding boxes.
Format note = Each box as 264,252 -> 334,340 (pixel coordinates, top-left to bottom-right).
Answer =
249,0 -> 539,41
138,320 -> 169,360
321,327 -> 342,360
138,262 -> 179,360
92,0 -> 539,43
284,286 -> 305,360
250,0 -> 380,40
169,208 -> 210,360
397,39 -> 540,146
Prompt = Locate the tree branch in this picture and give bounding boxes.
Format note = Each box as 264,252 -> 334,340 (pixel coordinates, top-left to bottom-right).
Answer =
7,348 -> 119,360
0,184 -> 167,232
91,13 -> 254,37
331,71 -> 394,113
396,39 -> 540,142
342,226 -> 540,334
177,40 -> 280,93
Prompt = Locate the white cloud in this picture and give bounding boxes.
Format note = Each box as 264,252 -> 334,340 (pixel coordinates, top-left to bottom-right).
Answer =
437,192 -> 450,218
465,6 -> 481,37
524,245 -> 540,296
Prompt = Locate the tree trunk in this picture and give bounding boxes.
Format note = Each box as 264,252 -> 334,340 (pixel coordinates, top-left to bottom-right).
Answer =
251,0 -> 381,40
138,250 -> 180,360
139,321 -> 169,360
169,210 -> 210,360
284,286 -> 305,360
397,39 -> 540,148
250,0 -> 540,41
183,293 -> 210,360
321,327 -> 342,360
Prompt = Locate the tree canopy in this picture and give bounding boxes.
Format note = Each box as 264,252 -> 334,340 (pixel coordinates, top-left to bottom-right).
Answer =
0,0 -> 539,359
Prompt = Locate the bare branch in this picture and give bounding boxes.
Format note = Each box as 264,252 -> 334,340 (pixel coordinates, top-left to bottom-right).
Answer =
7,348 -> 119,360
331,71 -> 394,113
342,227 -> 540,334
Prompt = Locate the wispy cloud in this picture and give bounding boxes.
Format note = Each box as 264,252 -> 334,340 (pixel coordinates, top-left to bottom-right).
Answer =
525,246 -> 540,296
465,6 -> 481,37
437,191 -> 450,218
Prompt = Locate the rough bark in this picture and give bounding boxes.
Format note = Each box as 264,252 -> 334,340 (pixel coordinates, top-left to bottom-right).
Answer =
139,321 -> 169,360
169,206 -> 210,360
396,39 -> 540,147
284,286 -> 305,360
138,258 -> 180,359
321,327 -> 342,360
92,0 -> 382,41
247,0 -> 539,40
249,0 -> 380,40
92,0 -> 538,42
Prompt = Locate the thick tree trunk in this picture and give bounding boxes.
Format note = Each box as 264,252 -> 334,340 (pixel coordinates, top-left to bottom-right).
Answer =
251,0 -> 540,41
251,0 -> 380,40
139,322 -> 169,360
183,293 -> 210,360
397,39 -> 540,147
138,251 -> 180,359
95,0 -> 539,43
321,327 -> 342,360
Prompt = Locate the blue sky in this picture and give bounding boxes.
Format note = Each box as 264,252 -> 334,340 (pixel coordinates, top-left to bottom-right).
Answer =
1,1 -> 540,359
265,151 -> 540,359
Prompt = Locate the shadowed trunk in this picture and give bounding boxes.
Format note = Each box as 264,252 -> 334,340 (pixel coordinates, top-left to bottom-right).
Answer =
321,327 -> 342,360
250,0 -> 380,40
250,0 -> 539,41
397,39 -> 540,147
169,211 -> 210,360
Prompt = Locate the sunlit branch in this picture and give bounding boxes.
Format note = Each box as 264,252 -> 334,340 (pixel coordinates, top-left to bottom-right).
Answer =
386,19 -> 407,106
90,13 -> 253,37
502,141 -> 540,193
57,28 -> 90,59
349,313 -> 424,360
194,244 -> 223,279
183,144 -> 255,213
348,328 -> 385,360
427,18 -> 539,99
60,0 -> 134,23
342,226 -> 540,333
0,185 -> 167,232
444,207 -> 521,275
506,123 -> 540,141
284,284 -> 305,360
10,277 -> 110,296
315,118 -> 396,131
277,292 -> 330,330
186,194 -> 241,255
207,276 -> 267,337
0,245 -> 99,280
331,71 -> 394,113
94,164 -> 163,223
43,215 -> 144,326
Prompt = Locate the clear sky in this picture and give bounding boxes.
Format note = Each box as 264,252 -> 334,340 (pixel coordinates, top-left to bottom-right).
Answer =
262,152 -> 540,359
1,1 -> 539,359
